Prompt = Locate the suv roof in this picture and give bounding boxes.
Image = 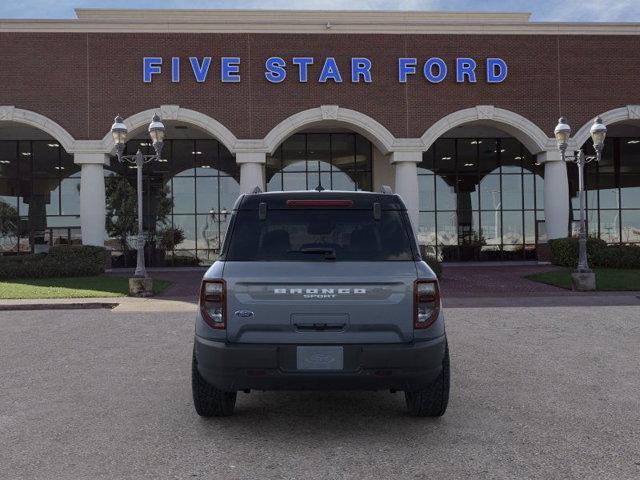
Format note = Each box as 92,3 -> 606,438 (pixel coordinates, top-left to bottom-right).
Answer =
236,190 -> 407,210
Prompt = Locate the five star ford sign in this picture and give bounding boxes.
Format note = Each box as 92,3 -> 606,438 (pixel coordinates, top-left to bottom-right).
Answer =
143,56 -> 508,84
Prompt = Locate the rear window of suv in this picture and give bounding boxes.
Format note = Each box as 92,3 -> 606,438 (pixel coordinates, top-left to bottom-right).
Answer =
224,209 -> 416,261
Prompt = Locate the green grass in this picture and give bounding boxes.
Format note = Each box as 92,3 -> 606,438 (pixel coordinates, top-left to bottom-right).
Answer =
0,276 -> 172,299
526,268 -> 640,291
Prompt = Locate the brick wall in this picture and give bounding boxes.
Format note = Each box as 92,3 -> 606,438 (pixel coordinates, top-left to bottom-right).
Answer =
0,32 -> 638,142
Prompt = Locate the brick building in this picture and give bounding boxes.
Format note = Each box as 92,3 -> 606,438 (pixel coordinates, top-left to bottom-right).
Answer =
0,9 -> 639,264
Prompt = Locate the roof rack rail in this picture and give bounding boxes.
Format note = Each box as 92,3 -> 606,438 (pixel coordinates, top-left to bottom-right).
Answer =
251,186 -> 263,194
380,185 -> 393,194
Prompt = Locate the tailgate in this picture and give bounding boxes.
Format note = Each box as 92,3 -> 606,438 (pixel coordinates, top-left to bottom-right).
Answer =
223,261 -> 417,344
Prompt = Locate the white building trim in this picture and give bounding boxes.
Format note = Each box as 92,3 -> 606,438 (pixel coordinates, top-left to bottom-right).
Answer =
0,106 -> 76,153
1,10 -> 639,35
100,105 -> 239,155
263,105 -> 397,155
571,105 -> 640,150
420,105 -> 553,155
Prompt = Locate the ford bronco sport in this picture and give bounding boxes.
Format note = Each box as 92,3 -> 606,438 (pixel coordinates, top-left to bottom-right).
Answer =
192,189 -> 449,417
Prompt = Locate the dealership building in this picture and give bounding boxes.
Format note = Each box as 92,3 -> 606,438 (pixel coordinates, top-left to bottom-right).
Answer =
0,9 -> 639,264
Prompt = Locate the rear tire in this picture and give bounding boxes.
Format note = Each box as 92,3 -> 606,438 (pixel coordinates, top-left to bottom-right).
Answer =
405,343 -> 450,417
192,350 -> 237,417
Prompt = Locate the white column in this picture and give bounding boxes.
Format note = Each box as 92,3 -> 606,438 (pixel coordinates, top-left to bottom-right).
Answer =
237,152 -> 266,193
391,150 -> 421,229
75,153 -> 109,246
538,151 -> 569,240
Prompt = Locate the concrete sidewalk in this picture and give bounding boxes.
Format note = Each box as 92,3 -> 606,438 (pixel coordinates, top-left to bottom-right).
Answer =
0,295 -> 197,313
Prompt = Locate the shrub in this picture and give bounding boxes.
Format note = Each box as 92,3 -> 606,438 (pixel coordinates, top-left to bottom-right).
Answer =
0,245 -> 107,280
549,237 -> 607,267
595,245 -> 640,269
157,227 -> 185,252
549,237 -> 640,269
164,254 -> 201,267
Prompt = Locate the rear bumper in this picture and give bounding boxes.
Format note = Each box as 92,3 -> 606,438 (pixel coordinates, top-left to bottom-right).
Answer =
194,335 -> 447,392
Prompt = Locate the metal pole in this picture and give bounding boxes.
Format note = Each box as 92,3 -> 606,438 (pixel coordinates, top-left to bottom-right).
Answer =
134,149 -> 147,278
576,150 -> 590,273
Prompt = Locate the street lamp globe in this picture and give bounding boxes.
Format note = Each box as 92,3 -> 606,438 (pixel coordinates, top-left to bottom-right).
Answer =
110,115 -> 128,156
554,117 -> 571,154
148,114 -> 165,156
589,116 -> 607,156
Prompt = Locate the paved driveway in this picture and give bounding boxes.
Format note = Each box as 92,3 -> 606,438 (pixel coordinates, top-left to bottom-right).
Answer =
1,304 -> 639,479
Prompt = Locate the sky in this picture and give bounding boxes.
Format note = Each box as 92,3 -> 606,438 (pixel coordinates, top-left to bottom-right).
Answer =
0,0 -> 639,22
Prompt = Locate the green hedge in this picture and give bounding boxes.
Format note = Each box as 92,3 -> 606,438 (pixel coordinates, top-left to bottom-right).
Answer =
0,246 -> 107,280
595,245 -> 640,269
549,237 -> 640,269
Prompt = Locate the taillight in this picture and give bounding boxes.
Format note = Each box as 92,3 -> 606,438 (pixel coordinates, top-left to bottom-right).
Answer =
200,280 -> 226,329
414,280 -> 440,329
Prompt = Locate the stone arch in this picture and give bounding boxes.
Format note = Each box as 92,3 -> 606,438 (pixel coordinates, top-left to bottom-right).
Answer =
263,105 -> 397,155
0,106 -> 76,152
572,105 -> 640,149
100,105 -> 239,155
420,105 -> 552,155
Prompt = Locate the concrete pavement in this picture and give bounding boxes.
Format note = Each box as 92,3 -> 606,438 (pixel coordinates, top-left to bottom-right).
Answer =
1,305 -> 639,479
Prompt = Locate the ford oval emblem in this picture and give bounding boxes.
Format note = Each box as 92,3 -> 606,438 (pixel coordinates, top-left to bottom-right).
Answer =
235,310 -> 255,319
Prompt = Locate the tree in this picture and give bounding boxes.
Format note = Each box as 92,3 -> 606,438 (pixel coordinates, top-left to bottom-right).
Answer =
0,200 -> 19,250
105,176 -> 172,251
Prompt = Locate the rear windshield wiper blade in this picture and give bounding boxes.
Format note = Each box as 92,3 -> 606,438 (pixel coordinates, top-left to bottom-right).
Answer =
287,248 -> 337,260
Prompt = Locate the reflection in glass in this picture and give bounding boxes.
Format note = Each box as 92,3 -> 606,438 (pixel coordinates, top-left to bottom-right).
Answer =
267,133 -> 372,192
569,136 -> 640,243
418,174 -> 434,211
106,138 -> 239,264
621,210 -> 640,243
418,137 -> 543,260
435,176 -> 456,211
501,175 -> 523,210
171,177 -> 195,214
621,182 -> 640,208
417,211 -> 436,247
502,211 -> 523,247
436,211 -> 458,245
0,140 -> 79,253
599,210 -> 620,243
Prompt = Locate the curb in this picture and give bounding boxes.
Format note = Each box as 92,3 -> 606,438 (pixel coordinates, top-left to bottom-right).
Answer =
0,302 -> 119,311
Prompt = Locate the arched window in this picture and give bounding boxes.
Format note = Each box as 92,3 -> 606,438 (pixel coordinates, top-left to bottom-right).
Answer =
0,138 -> 79,253
107,137 -> 239,266
418,137 -> 543,261
267,133 -> 373,192
570,135 -> 640,244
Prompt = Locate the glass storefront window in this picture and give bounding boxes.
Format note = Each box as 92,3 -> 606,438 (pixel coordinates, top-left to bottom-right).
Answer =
419,137 -> 542,261
266,133 -> 373,192
569,136 -> 640,245
0,139 -> 80,253
621,210 -> 640,243
107,138 -> 239,266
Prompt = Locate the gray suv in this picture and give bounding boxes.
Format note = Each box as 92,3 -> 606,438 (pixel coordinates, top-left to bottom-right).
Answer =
192,190 -> 449,417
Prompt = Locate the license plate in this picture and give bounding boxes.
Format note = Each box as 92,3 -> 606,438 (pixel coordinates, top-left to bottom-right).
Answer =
296,346 -> 343,371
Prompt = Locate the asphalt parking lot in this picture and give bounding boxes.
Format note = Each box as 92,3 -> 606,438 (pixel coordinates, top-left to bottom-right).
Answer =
1,303 -> 639,479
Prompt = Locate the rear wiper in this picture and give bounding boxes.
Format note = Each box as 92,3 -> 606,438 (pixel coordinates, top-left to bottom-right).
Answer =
287,248 -> 337,260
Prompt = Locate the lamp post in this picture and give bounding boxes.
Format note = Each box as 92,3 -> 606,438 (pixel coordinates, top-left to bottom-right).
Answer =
553,116 -> 607,290
111,114 -> 165,294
